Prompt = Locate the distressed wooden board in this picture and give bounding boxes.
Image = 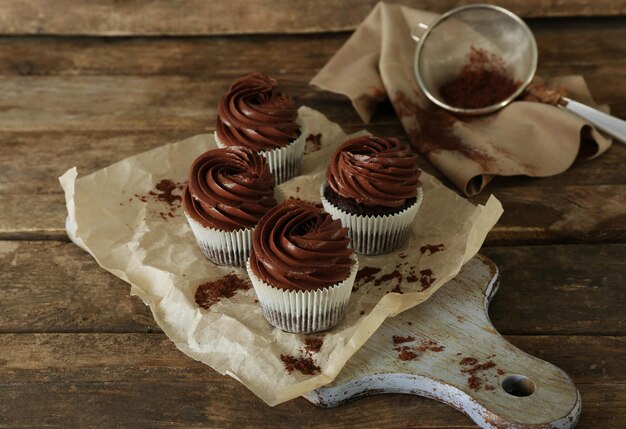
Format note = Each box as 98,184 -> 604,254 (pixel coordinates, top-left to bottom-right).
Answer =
0,1 -> 624,37
0,334 -> 623,428
307,255 -> 580,428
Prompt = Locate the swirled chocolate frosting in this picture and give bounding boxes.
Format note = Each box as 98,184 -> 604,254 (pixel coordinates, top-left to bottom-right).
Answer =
184,146 -> 276,231
216,72 -> 299,151
250,199 -> 354,291
326,135 -> 420,208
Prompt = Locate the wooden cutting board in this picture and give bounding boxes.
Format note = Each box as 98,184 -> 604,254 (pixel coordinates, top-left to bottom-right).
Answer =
304,255 -> 581,429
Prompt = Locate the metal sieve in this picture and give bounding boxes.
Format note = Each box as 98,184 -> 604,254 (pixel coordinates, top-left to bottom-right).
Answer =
412,4 -> 626,142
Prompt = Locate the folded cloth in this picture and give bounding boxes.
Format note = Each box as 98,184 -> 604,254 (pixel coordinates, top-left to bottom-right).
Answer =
311,2 -> 612,196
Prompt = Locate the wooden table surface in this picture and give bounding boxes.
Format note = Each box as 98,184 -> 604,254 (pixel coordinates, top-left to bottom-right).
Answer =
1,1 -> 625,428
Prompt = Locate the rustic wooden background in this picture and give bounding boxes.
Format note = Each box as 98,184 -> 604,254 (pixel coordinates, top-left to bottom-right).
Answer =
0,1 -> 625,427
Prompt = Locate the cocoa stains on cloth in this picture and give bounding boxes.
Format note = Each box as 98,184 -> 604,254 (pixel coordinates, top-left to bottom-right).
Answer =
459,357 -> 498,391
280,354 -> 321,375
522,81 -> 567,105
392,90 -> 496,170
304,133 -> 322,154
303,337 -> 324,354
420,243 -> 445,255
133,179 -> 185,220
195,274 -> 251,309
439,46 -> 521,109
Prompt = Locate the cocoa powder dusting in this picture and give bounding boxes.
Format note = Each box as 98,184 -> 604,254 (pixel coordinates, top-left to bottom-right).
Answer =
419,269 -> 436,290
280,354 -> 321,375
522,81 -> 567,105
419,243 -> 445,255
133,179 -> 184,220
468,375 -> 482,390
374,270 -> 403,287
303,337 -> 324,354
355,266 -> 382,284
497,369 -> 505,376
392,90 -> 496,170
392,335 -> 415,344
416,338 -> 445,353
195,274 -> 251,310
439,46 -> 521,109
398,347 -> 418,361
460,357 -> 478,366
460,358 -> 498,391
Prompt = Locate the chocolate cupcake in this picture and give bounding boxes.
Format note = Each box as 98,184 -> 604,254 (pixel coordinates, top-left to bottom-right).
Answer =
215,72 -> 306,184
320,135 -> 423,255
246,199 -> 358,333
183,146 -> 276,266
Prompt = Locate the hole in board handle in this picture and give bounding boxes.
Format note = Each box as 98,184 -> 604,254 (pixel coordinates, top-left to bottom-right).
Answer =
501,375 -> 535,397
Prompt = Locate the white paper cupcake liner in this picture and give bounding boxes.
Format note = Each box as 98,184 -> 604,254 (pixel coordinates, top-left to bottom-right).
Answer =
184,212 -> 253,267
246,256 -> 358,333
320,183 -> 423,256
215,115 -> 306,184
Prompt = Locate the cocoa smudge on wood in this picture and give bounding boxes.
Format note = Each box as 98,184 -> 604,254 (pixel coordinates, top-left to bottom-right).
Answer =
195,274 -> 251,310
459,357 -> 498,391
392,335 -> 415,344
280,354 -> 320,375
419,243 -> 445,255
398,347 -> 418,361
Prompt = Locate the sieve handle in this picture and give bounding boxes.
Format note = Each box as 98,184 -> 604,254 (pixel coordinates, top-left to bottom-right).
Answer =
411,23 -> 430,42
560,97 -> 626,144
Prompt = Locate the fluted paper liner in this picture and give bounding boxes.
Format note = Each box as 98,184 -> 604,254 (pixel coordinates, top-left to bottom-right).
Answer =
60,106 -> 503,406
184,212 -> 252,266
320,183 -> 423,255
247,256 -> 358,333
215,115 -> 307,184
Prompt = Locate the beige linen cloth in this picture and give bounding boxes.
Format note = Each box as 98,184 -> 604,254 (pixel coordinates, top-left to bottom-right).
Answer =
311,2 -> 612,196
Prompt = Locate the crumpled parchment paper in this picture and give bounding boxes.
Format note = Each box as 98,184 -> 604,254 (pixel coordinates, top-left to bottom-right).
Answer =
60,106 -> 502,405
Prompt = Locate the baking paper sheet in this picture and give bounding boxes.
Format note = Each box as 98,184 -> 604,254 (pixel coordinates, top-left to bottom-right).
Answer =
60,106 -> 502,405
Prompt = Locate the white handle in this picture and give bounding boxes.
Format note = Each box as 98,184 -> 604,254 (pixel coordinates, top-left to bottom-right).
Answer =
561,97 -> 626,143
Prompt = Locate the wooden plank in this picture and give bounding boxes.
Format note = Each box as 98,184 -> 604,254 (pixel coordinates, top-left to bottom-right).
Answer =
0,241 -> 158,333
483,245 -> 626,335
0,18 -> 623,77
0,333 -> 623,428
2,130 -> 624,243
0,241 -> 624,335
0,21 -> 624,242
0,1 -> 624,37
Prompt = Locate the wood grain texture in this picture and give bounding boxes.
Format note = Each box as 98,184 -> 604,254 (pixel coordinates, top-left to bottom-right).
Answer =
0,19 -> 624,243
0,333 -> 623,428
0,0 -> 624,36
1,241 -> 624,335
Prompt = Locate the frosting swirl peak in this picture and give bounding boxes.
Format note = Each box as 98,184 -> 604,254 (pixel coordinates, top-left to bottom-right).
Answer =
326,135 -> 420,208
250,199 -> 354,291
216,72 -> 299,151
184,146 -> 276,231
